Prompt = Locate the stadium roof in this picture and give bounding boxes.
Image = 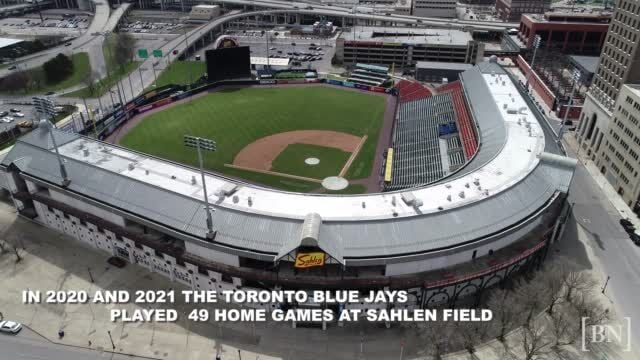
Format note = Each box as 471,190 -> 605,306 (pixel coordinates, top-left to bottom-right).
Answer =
0,37 -> 23,49
0,61 -> 576,262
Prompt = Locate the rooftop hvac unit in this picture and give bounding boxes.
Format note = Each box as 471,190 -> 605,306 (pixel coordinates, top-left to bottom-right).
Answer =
401,192 -> 423,207
216,183 -> 239,197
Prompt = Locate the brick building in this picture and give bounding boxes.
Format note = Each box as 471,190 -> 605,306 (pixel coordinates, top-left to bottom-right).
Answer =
496,0 -> 551,21
518,11 -> 611,55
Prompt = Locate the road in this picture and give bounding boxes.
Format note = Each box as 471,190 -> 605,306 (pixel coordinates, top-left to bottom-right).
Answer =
562,140 -> 640,348
0,327 -> 151,360
0,2 -> 132,81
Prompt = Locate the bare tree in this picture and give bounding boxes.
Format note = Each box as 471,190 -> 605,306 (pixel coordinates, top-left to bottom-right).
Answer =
514,276 -> 549,327
520,321 -> 551,360
539,261 -> 569,315
563,269 -> 597,302
570,293 -> 610,348
415,317 -> 455,360
455,320 -> 489,354
548,305 -> 579,348
487,287 -> 522,342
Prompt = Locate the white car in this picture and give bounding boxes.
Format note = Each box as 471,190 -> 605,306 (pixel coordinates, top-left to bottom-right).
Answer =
0,320 -> 22,334
3,116 -> 14,122
13,112 -> 24,118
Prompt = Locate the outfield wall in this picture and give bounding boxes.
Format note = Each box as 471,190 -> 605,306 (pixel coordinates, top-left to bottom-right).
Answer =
86,79 -> 396,141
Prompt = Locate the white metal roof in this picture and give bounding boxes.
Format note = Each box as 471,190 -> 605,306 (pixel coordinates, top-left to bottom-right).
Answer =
51,68 -> 545,222
0,37 -> 23,49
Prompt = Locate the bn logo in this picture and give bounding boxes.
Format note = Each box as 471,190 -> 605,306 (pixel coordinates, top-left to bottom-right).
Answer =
581,317 -> 631,352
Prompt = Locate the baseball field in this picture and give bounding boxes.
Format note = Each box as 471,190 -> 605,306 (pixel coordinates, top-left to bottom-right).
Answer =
118,86 -> 388,193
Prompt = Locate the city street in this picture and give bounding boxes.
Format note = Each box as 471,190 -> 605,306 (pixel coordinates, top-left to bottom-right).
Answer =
0,327 -> 153,360
562,134 -> 640,348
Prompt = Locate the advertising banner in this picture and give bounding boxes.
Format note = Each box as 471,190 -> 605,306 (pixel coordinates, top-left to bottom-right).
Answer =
294,252 -> 326,269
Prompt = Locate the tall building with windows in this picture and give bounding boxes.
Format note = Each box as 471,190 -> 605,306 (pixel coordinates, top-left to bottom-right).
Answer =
575,0 -> 640,159
596,85 -> 640,212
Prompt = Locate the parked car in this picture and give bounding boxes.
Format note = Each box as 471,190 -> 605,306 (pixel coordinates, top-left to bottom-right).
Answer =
8,65 -> 16,70
9,108 -> 19,113
620,218 -> 635,233
0,111 -> 8,117
14,112 -> 24,118
45,91 -> 55,95
0,320 -> 22,334
65,42 -> 72,46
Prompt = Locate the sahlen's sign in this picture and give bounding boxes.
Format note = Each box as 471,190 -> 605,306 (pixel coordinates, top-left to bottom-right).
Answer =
294,252 -> 325,268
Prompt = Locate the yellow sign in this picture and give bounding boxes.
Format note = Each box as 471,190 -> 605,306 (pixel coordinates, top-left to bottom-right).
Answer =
294,252 -> 325,268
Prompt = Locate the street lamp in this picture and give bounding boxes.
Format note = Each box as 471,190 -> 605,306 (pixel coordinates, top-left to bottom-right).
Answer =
525,35 -> 541,90
557,69 -> 581,145
184,135 -> 217,241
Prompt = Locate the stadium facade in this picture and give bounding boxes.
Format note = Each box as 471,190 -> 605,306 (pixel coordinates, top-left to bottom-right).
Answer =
0,61 -> 576,311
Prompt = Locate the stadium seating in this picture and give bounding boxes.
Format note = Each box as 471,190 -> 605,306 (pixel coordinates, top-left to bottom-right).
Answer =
386,93 -> 461,191
437,81 -> 478,159
396,79 -> 433,103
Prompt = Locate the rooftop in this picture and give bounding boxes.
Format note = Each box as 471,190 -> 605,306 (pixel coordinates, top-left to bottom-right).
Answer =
0,37 -> 23,49
569,55 -> 600,75
416,61 -> 473,70
342,26 -> 472,46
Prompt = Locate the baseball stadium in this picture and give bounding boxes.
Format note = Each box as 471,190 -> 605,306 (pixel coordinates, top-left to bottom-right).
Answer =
0,57 -> 577,313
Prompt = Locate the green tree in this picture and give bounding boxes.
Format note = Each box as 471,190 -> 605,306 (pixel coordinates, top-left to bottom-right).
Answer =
43,53 -> 73,83
113,33 -> 136,68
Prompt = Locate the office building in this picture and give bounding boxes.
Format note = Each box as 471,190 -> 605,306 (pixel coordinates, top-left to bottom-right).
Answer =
596,84 -> 640,212
576,0 -> 640,159
496,0 -> 552,21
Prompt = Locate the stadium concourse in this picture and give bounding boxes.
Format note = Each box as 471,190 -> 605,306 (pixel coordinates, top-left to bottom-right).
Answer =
0,59 -> 577,315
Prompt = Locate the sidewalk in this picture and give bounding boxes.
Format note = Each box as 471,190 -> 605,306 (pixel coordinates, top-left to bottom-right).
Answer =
563,133 -> 640,227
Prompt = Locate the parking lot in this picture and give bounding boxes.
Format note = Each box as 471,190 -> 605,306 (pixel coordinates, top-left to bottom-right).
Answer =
192,30 -> 337,72
0,104 -> 36,128
120,20 -> 187,35
0,14 -> 89,37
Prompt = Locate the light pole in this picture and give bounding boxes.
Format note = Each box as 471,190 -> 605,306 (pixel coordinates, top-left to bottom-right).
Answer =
182,26 -> 193,88
557,69 -> 581,145
40,119 -> 70,187
184,135 -> 217,240
107,330 -> 115,350
525,35 -> 541,90
602,275 -> 610,294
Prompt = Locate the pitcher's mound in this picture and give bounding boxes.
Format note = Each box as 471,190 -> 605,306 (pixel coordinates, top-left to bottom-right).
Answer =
322,176 -> 349,191
305,157 -> 320,166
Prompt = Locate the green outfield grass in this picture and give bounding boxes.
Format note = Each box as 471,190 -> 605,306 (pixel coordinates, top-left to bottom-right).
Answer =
120,86 -> 386,193
152,61 -> 206,88
271,143 -> 350,179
